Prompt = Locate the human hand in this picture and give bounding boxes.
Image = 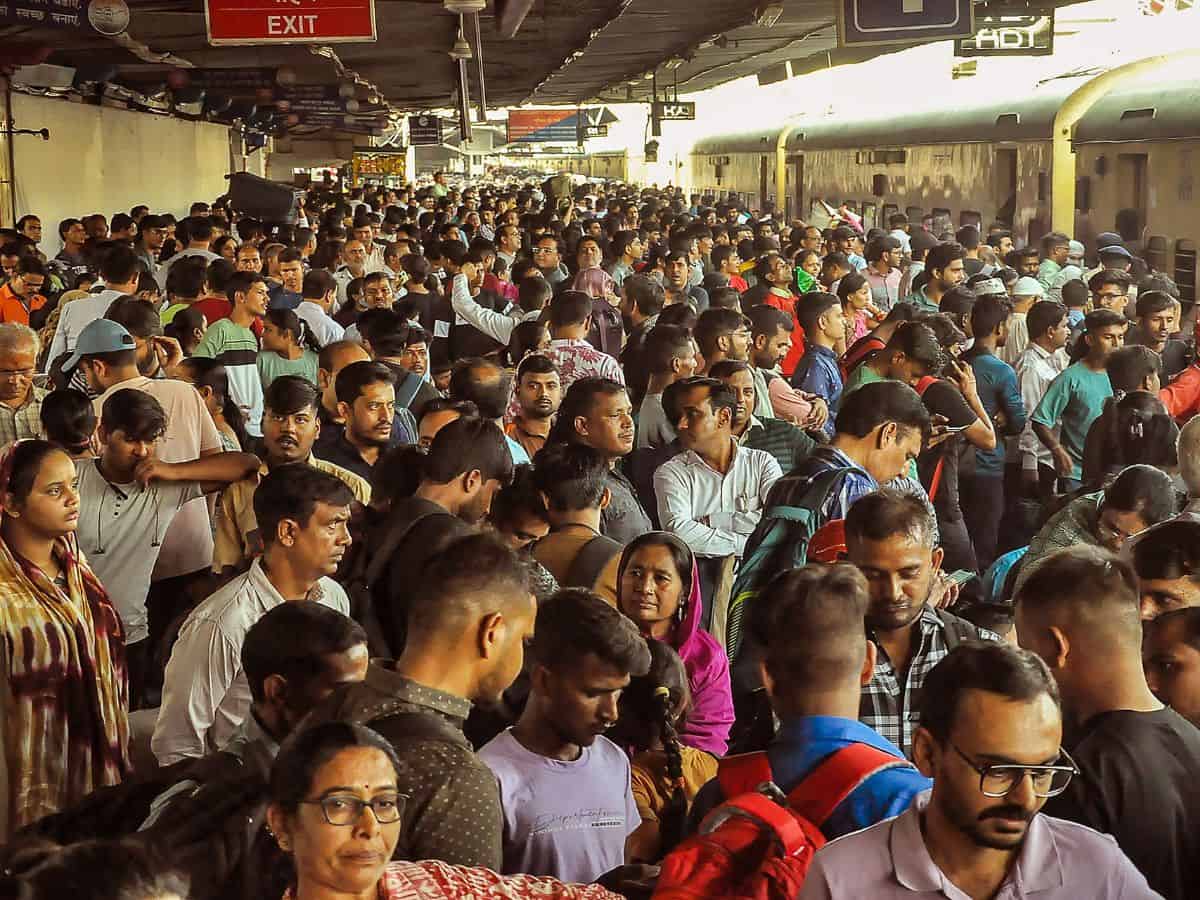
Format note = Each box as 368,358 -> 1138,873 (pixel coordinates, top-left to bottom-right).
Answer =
1052,447 -> 1075,477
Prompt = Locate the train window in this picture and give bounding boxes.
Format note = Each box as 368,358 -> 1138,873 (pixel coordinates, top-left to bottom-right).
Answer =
1146,236 -> 1169,273
905,206 -> 924,223
861,203 -> 878,230
1120,107 -> 1156,121
883,203 -> 898,222
1037,173 -> 1049,203
1076,176 -> 1092,212
932,208 -> 952,235
1176,240 -> 1197,305
842,200 -> 858,214
960,210 -> 982,229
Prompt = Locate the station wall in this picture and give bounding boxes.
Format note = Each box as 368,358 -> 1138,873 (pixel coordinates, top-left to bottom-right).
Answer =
8,94 -> 245,255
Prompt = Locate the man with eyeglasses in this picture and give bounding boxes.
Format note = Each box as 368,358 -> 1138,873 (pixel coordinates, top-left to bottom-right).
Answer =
533,235 -> 569,288
1015,545 -> 1198,900
1089,268 -> 1133,315
801,641 -> 1158,899
0,322 -> 45,443
0,255 -> 48,326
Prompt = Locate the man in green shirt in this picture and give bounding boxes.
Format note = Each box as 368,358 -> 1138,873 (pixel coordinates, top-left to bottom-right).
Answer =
194,271 -> 267,437
1036,230 -> 1071,292
903,241 -> 966,313
844,321 -> 944,395
1031,308 -> 1126,490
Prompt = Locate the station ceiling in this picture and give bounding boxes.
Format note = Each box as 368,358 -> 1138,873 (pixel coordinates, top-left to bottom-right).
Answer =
9,0 -> 1085,134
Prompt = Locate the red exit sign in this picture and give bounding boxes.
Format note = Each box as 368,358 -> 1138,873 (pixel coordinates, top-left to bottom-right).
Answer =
205,0 -> 377,45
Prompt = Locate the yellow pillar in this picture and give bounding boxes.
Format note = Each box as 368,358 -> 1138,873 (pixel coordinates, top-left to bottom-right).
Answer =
1052,50 -> 1200,234
776,122 -> 801,221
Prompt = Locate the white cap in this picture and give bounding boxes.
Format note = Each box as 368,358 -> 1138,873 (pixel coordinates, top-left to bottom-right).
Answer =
1013,276 -> 1046,298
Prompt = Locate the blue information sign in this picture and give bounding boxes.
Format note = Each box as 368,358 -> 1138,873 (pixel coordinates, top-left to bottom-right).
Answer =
838,0 -> 975,47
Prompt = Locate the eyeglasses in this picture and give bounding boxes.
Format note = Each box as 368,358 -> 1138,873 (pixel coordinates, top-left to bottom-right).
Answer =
301,793 -> 406,826
533,247 -> 557,254
1096,513 -> 1137,546
951,742 -> 1078,798
1095,291 -> 1127,302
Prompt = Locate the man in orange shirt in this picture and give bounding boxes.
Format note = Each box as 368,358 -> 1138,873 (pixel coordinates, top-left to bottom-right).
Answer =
0,256 -> 48,326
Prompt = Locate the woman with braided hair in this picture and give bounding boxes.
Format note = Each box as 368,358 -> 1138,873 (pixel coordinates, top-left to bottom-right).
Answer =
613,640 -> 718,863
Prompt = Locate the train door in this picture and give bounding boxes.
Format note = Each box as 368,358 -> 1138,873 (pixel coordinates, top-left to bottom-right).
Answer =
994,148 -> 1017,226
1116,153 -> 1148,237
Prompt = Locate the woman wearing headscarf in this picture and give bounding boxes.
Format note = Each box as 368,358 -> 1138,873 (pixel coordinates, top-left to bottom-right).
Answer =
616,531 -> 734,756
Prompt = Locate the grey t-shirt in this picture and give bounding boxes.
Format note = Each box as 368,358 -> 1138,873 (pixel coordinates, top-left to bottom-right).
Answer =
478,729 -> 639,883
75,461 -> 202,644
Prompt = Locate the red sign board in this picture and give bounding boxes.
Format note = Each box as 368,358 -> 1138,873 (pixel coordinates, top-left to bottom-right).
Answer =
205,0 -> 376,45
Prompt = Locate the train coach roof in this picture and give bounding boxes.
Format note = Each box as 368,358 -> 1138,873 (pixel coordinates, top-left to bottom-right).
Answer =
692,127 -> 782,156
1073,80 -> 1200,144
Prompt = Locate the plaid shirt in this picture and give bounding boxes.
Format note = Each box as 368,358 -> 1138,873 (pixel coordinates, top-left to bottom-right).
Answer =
0,384 -> 47,447
861,606 -> 998,759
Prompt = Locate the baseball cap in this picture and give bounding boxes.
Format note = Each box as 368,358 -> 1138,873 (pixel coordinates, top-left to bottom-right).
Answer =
63,319 -> 135,372
1013,276 -> 1046,298
1096,232 -> 1124,249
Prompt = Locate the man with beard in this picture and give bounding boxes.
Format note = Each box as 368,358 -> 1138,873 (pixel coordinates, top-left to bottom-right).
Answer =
801,642 -> 1157,899
904,241 -> 967,314
664,251 -> 709,311
365,416 -> 514,657
312,360 -> 396,481
1016,546 -> 1200,900
479,590 -> 650,882
211,376 -> 371,575
506,354 -> 561,459
844,489 -> 997,759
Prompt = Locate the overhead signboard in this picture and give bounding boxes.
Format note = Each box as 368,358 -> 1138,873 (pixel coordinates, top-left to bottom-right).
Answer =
507,109 -> 586,143
652,101 -> 696,121
578,124 -> 608,139
352,151 -> 406,184
205,0 -> 376,45
408,115 -> 443,145
954,12 -> 1055,56
0,0 -> 130,34
838,0 -> 974,47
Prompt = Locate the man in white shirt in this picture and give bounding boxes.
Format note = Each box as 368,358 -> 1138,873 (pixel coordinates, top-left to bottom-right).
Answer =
654,376 -> 782,561
1014,301 -> 1070,499
334,239 -> 370,308
449,265 -> 542,347
152,466 -> 353,765
155,217 -> 219,291
45,246 -> 142,369
295,269 -> 346,348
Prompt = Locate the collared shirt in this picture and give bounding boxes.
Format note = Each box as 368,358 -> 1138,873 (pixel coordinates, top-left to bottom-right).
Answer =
864,266 -> 902,312
904,284 -> 940,314
861,607 -> 998,759
448,273 -> 538,346
545,337 -> 626,391
1015,343 -> 1068,472
1037,257 -> 1063,291
151,558 -> 349,765
0,282 -> 47,326
93,375 -> 222,578
45,288 -> 124,367
309,663 -> 505,869
211,456 -> 371,573
637,392 -> 675,449
654,439 -> 783,558
313,431 -> 382,482
607,258 -> 635,289
791,344 -> 842,438
800,791 -> 1161,900
0,384 -> 46,446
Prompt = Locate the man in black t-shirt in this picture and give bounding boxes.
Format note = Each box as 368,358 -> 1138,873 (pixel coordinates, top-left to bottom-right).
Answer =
913,357 -> 996,574
1016,544 -> 1200,900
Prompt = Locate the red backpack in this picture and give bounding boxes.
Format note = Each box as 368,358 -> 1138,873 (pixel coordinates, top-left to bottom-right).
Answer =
653,744 -> 912,900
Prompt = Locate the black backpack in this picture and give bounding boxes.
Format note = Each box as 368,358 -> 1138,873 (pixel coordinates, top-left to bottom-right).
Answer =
588,296 -> 625,361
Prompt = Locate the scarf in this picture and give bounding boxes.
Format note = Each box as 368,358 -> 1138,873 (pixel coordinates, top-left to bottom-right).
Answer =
0,442 -> 129,839
285,860 -> 621,899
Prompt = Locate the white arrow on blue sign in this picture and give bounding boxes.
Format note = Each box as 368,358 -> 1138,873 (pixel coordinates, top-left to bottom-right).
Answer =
838,0 -> 975,47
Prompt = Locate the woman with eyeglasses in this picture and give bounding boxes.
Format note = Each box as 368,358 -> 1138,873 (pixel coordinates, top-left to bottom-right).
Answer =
266,721 -> 622,899
1011,463 -> 1178,599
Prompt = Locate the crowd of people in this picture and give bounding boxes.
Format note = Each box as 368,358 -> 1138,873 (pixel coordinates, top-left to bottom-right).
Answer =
0,171 -> 1196,899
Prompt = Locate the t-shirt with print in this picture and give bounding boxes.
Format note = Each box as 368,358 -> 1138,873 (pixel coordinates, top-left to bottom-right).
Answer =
478,729 -> 640,884
915,380 -> 975,521
74,461 -> 203,644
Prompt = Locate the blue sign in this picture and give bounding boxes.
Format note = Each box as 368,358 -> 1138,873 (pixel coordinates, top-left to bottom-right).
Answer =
838,0 -> 974,47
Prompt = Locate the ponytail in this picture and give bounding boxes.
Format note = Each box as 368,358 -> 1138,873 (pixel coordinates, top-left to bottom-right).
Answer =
655,684 -> 688,855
